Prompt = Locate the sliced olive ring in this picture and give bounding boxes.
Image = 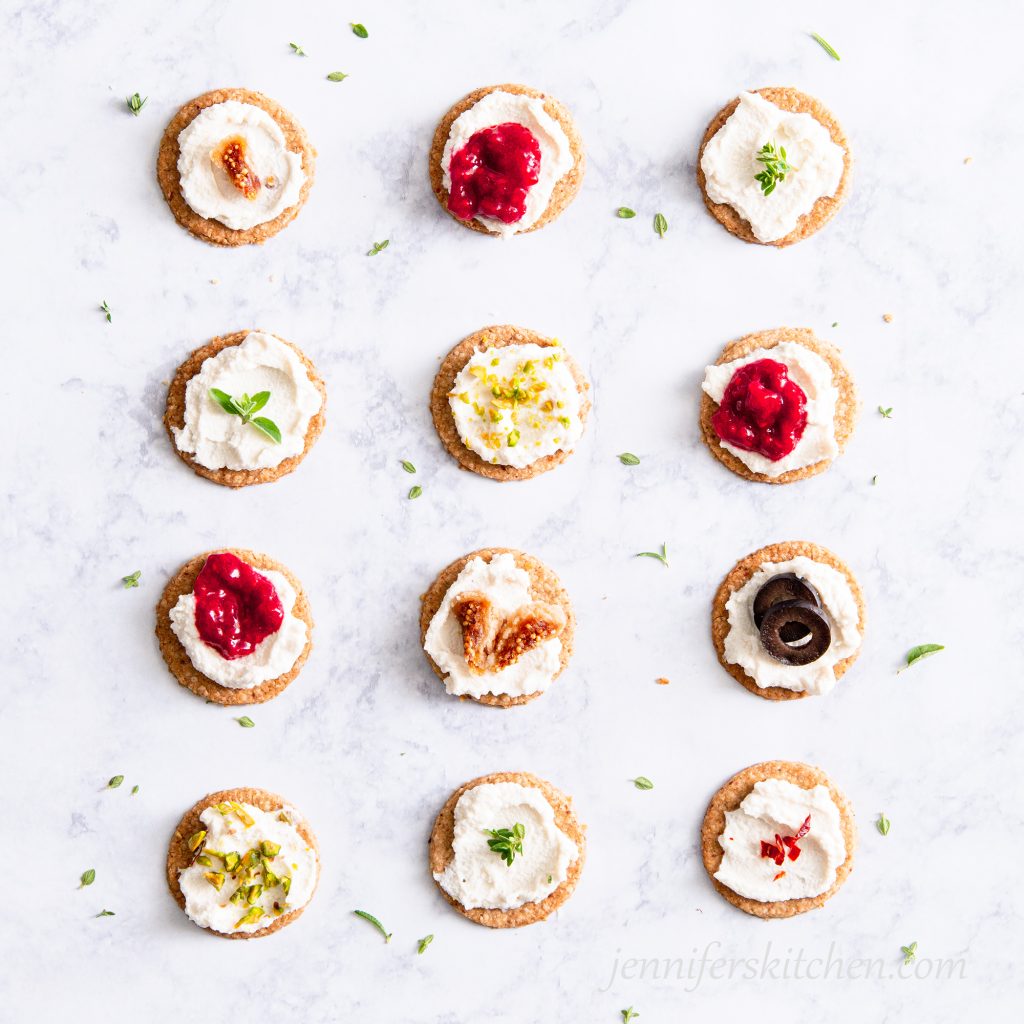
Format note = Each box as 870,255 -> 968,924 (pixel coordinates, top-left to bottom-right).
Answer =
759,600 -> 831,665
753,573 -> 821,627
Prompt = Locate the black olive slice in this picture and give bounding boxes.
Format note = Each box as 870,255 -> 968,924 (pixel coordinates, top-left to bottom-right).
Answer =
759,600 -> 831,665
752,573 -> 821,629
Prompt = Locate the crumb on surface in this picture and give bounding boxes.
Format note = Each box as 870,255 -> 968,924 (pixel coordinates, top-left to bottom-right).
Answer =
656,677 -> 670,685
210,278 -> 219,285
882,313 -> 894,323
963,156 -> 973,164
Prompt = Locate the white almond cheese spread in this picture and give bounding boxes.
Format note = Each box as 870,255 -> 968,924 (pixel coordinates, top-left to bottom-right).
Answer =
702,340 -> 839,477
441,90 -> 574,237
173,332 -> 322,472
169,566 -> 307,688
178,802 -> 318,934
701,91 -> 845,243
449,342 -> 584,469
724,556 -> 861,695
434,782 -> 578,910
177,100 -> 305,230
424,553 -> 562,699
715,779 -> 846,902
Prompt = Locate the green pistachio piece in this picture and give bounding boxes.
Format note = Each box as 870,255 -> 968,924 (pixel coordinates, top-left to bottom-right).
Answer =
222,852 -> 241,873
260,840 -> 281,858
245,884 -> 264,905
281,876 -> 292,897
187,830 -> 207,852
229,887 -> 247,906
244,849 -> 261,869
231,802 -> 255,827
276,811 -> 291,824
203,871 -> 225,891
271,900 -> 290,916
215,802 -> 233,815
195,854 -> 214,868
263,868 -> 280,889
235,906 -> 265,928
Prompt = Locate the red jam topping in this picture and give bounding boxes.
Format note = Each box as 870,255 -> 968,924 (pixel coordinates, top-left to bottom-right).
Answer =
193,552 -> 283,660
448,122 -> 541,225
712,359 -> 808,461
213,134 -> 261,200
760,815 -> 811,866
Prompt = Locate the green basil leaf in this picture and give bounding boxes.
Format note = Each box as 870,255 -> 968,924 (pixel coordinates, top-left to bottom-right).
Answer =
209,388 -> 241,416
400,460 -> 416,474
408,485 -> 423,500
80,868 -> 96,887
237,716 -> 255,728
248,391 -> 271,414
901,644 -> 944,671
617,207 -> 636,219
327,71 -> 349,82
653,213 -> 668,238
633,777 -> 654,790
108,775 -> 124,789
251,417 -> 282,444
350,23 -> 369,38
618,452 -> 640,465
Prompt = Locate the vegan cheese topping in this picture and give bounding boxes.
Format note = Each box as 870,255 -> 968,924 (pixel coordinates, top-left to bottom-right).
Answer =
724,556 -> 861,695
702,341 -> 838,477
714,778 -> 846,902
178,801 -> 318,934
433,781 -> 578,911
700,91 -> 845,243
424,553 -> 565,699
177,100 -> 306,230
169,552 -> 308,688
441,90 -> 573,236
448,341 -> 584,469
172,332 -> 322,472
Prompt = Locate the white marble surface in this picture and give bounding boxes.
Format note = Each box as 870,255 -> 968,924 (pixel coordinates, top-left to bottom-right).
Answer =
3,0 -> 1022,1019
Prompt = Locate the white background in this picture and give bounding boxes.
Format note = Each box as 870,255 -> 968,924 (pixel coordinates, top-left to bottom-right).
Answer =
2,0 -> 1022,1019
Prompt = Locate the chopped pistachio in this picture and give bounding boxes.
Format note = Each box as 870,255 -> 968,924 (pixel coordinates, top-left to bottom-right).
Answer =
229,887 -> 247,906
260,840 -> 281,858
244,849 -> 261,869
215,802 -> 233,815
195,854 -> 214,868
263,868 -> 280,889
276,811 -> 291,824
245,883 -> 264,905
235,906 -> 265,928
222,851 -> 241,873
187,830 -> 206,852
204,871 -> 225,891
231,802 -> 255,827
281,876 -> 292,897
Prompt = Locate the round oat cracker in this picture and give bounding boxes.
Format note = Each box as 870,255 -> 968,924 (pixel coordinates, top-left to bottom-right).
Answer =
699,326 -> 859,484
166,787 -> 320,939
163,330 -> 327,488
701,761 -> 857,919
428,83 -> 585,236
419,547 -> 575,707
711,541 -> 866,701
697,86 -> 852,247
156,548 -> 314,706
157,88 -> 316,247
431,325 -> 591,481
428,771 -> 586,928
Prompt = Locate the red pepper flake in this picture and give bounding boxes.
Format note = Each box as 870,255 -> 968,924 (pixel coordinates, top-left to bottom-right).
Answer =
213,134 -> 261,199
760,815 -> 811,866
655,677 -> 670,685
773,871 -> 786,881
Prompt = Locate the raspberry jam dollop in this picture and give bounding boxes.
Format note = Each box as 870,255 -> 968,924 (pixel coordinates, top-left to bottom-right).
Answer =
712,359 -> 808,461
193,552 -> 283,660
448,122 -> 541,225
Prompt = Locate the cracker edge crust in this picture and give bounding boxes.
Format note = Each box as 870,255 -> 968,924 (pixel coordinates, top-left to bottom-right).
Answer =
710,541 -> 867,701
156,87 -> 317,248
418,547 -> 575,708
696,86 -> 852,248
428,83 -> 586,236
430,324 -> 591,481
166,786 -> 320,939
699,326 -> 860,484
700,760 -> 857,919
428,771 -> 586,928
155,548 -> 314,706
163,330 -> 328,488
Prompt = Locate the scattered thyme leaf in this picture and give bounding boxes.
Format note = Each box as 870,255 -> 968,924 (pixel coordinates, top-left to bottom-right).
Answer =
878,406 -> 893,419
871,475 -> 878,485
100,300 -> 112,323
635,543 -> 668,567
653,212 -> 668,238
810,32 -> 841,60
400,460 -> 416,474
126,92 -> 147,116
79,869 -> 96,888
408,485 -> 423,500
484,823 -> 525,866
755,141 -> 796,196
417,934 -> 434,954
327,71 -> 349,82
237,716 -> 255,728
121,570 -> 141,589
622,1010 -> 641,1024
832,321 -> 839,327
617,207 -> 636,219
350,22 -> 369,38
289,42 -> 307,56
368,239 -> 389,256
131,785 -> 140,796
633,777 -> 654,790
353,909 -> 392,942
876,813 -> 891,836
898,644 -> 944,673
107,775 -> 124,789
901,941 -> 918,965
96,909 -> 115,917
618,452 -> 640,465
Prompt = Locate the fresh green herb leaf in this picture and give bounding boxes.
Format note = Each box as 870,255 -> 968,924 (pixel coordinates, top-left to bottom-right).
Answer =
108,775 -> 124,789
876,813 -> 891,836
831,321 -> 839,327
290,42 -> 307,56
484,823 -> 525,866
878,406 -> 893,419
871,475 -> 878,485
131,785 -> 140,796
96,909 -> 115,917
251,417 -> 282,444
810,32 -> 841,61
622,1010 -> 641,1024
126,93 -> 147,116
898,644 -> 945,673
653,212 -> 668,238
901,941 -> 917,965
618,452 -> 640,466
353,909 -> 392,942
100,300 -> 112,323
368,239 -> 389,256
417,933 -> 434,954
121,570 -> 141,589
79,869 -> 96,888
633,777 -> 654,791
327,71 -> 349,82
237,716 -> 255,728
755,141 -> 796,196
617,207 -> 636,219
635,543 -> 668,567
408,485 -> 423,500
547,874 -> 553,883
350,22 -> 369,38
208,389 -> 281,444
400,460 -> 416,474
